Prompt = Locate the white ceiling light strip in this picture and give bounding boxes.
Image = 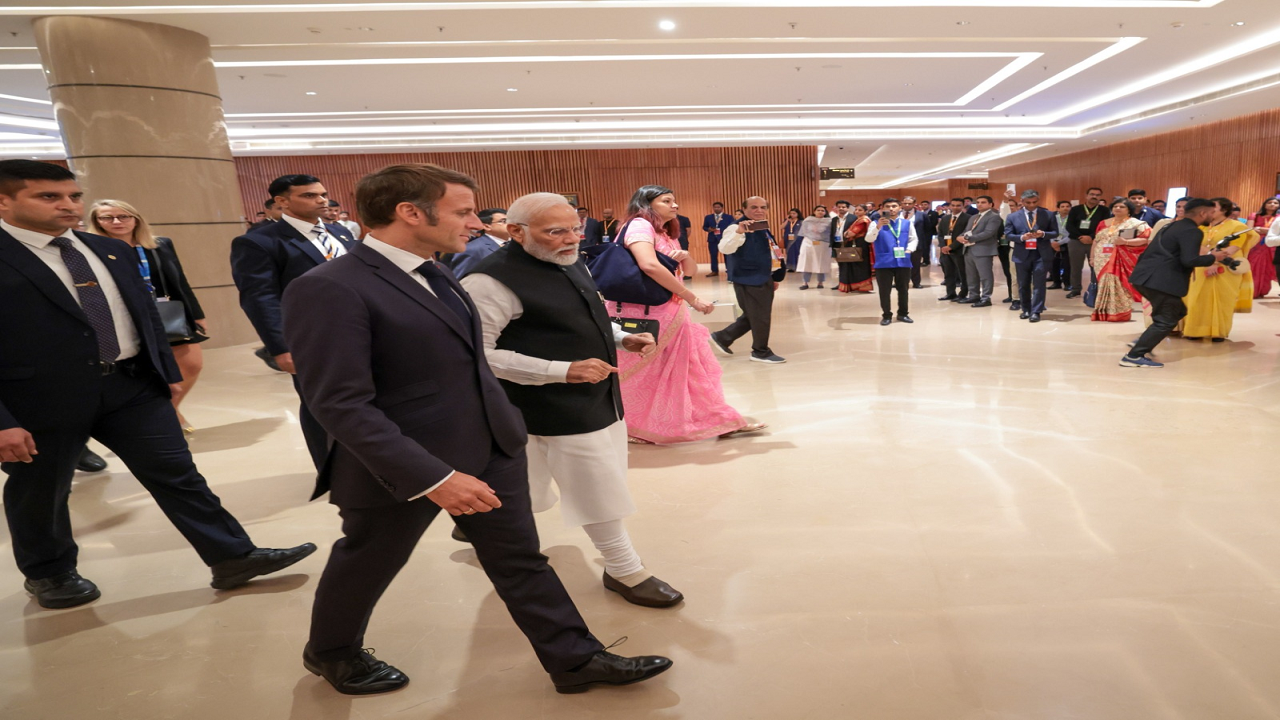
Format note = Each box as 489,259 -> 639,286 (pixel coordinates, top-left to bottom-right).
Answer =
993,37 -> 1144,111
857,143 -> 1055,189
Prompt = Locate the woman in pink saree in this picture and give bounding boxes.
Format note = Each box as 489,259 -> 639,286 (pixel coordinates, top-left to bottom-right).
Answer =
1091,199 -> 1151,322
614,185 -> 764,444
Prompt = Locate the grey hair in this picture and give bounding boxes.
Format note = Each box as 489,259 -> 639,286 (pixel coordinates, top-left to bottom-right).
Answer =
1020,189 -> 1040,200
506,192 -> 574,225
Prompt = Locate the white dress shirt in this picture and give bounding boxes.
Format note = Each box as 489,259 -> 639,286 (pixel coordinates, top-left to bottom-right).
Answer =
460,272 -> 630,385
360,234 -> 463,497
1266,217 -> 1280,248
3,219 -> 141,361
280,213 -> 346,259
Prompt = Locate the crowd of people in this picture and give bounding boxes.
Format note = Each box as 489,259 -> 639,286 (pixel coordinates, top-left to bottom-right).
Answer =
0,154 -> 1273,702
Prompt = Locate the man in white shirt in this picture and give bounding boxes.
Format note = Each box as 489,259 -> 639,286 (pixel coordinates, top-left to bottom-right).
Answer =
461,192 -> 682,609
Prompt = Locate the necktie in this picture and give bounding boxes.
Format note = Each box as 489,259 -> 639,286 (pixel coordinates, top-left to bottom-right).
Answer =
50,236 -> 121,362
416,262 -> 470,324
311,226 -> 345,260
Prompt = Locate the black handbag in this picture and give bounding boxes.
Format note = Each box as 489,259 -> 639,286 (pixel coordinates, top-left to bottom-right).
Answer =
148,247 -> 199,343
583,222 -> 681,307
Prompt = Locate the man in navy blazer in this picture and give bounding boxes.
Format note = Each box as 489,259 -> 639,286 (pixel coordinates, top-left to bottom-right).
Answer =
283,163 -> 671,696
702,202 -> 734,276
1004,189 -> 1059,322
577,206 -> 604,248
230,174 -> 356,470
0,160 -> 314,610
449,207 -> 508,277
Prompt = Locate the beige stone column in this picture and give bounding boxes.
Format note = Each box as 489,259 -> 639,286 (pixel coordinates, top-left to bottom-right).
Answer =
34,16 -> 255,348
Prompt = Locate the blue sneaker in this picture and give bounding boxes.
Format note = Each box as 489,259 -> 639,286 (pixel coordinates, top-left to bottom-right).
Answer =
1119,354 -> 1163,368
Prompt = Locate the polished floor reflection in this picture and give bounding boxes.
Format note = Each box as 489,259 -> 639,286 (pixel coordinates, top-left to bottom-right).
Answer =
4,267 -> 1280,720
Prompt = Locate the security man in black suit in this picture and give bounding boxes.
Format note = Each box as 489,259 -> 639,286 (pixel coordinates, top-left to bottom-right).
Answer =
576,206 -> 604,248
0,160 -> 314,610
230,174 -> 356,470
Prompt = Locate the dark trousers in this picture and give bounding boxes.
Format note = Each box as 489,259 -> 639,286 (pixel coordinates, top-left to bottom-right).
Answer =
292,375 -> 329,471
719,282 -> 775,357
876,266 -> 912,318
940,247 -> 967,298
910,242 -> 929,286
708,235 -> 720,273
998,245 -> 1016,299
1068,239 -> 1090,291
2,368 -> 254,580
1050,248 -> 1069,286
1016,253 -> 1048,314
307,450 -> 603,673
1129,285 -> 1187,358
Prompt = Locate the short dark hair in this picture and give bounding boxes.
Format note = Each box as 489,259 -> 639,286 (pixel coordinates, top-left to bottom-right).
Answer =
835,200 -> 851,207
0,159 -> 75,196
328,200 -> 340,208
1183,198 -> 1214,213
1087,187 -> 1104,195
1127,188 -> 1147,198
1057,200 -> 1072,208
262,198 -> 276,210
712,201 -> 724,207
963,196 -> 974,202
882,197 -> 900,206
267,174 -> 322,200
977,195 -> 994,204
478,207 -> 507,224
950,197 -> 965,204
1209,197 -> 1235,214
355,163 -> 479,229
1111,199 -> 1140,217
577,206 -> 589,212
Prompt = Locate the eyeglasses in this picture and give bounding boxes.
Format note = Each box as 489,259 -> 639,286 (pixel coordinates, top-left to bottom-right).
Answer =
514,222 -> 583,239
97,215 -> 135,223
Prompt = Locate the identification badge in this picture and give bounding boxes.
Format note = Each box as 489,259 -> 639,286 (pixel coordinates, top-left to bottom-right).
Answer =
771,244 -> 785,260
893,247 -> 906,259
1079,219 -> 1092,229
1026,239 -> 1037,250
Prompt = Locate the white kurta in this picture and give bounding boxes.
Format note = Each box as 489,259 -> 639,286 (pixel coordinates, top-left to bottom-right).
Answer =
460,271 -> 638,527
795,215 -> 832,274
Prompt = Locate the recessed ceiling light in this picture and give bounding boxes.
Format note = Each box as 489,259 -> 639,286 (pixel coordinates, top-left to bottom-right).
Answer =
1232,21 -> 1246,26
507,88 -> 518,92
305,91 -> 317,95
956,20 -> 970,26
658,20 -> 676,31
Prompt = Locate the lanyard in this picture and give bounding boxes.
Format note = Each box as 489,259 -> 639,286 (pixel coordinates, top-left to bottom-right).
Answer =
1026,209 -> 1036,229
135,246 -> 155,295
1082,204 -> 1099,222
887,217 -> 903,241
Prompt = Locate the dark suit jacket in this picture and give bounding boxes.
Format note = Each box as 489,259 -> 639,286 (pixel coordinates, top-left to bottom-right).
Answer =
282,242 -> 527,507
936,212 -> 970,249
829,212 -> 857,243
1005,207 -> 1060,264
677,215 -> 691,246
580,217 -> 604,248
229,217 -> 356,356
1129,218 -> 1217,297
702,213 -> 734,238
449,234 -> 503,278
0,228 -> 182,432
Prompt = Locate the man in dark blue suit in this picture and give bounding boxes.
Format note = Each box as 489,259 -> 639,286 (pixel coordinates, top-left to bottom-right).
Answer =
1005,189 -> 1059,322
0,160 -> 314,610
449,207 -> 507,277
230,174 -> 356,470
702,202 -> 733,276
576,206 -> 604,248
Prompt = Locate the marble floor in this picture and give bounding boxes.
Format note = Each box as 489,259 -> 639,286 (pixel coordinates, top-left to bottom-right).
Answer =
5,266 -> 1280,720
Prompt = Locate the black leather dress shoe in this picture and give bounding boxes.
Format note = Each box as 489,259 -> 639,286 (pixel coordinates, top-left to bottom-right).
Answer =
879,317 -> 892,326
304,645 -> 409,695
210,543 -> 317,589
551,651 -> 673,694
1010,301 -> 1022,311
938,295 -> 957,301
76,447 -> 107,473
603,572 -> 684,608
1019,311 -> 1030,319
972,299 -> 992,307
1048,283 -> 1063,290
253,346 -> 284,372
953,297 -> 976,304
896,315 -> 914,324
24,570 -> 101,609
1066,290 -> 1081,298
451,525 -> 470,543
1030,313 -> 1042,323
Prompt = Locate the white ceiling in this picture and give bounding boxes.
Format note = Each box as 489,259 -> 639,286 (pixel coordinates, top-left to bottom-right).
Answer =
1,0 -> 1278,187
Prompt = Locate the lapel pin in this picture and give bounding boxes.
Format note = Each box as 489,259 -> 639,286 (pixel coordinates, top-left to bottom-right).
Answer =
107,254 -> 117,260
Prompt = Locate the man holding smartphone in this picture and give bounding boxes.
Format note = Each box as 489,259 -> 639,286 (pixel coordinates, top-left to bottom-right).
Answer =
870,198 -> 919,325
712,196 -> 785,364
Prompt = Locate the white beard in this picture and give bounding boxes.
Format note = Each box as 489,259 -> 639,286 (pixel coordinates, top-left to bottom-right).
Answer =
525,241 -> 580,266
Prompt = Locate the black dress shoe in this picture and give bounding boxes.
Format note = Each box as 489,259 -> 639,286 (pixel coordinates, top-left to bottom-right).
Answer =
954,297 -> 976,304
896,315 -> 914,324
938,295 -> 957,301
253,346 -> 284,372
1066,290 -> 1081,298
1030,313 -> 1042,322
972,299 -> 992,307
24,570 -> 101,609
1010,301 -> 1022,311
210,543 -> 317,589
1048,283 -> 1063,290
451,525 -> 470,543
76,447 -> 107,473
879,317 -> 892,326
912,283 -> 922,289
1002,297 -> 1013,303
551,650 -> 673,694
603,572 -> 684,608
1019,311 -> 1030,319
705,272 -> 719,278
304,645 -> 409,695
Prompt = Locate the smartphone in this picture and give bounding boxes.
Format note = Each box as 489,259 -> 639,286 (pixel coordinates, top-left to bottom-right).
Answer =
1006,183 -> 1017,193
751,219 -> 769,230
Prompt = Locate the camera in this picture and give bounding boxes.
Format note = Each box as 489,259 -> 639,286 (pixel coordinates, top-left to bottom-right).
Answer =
1216,231 -> 1245,271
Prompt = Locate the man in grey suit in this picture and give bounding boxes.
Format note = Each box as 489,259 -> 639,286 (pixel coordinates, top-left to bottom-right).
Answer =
957,195 -> 1001,307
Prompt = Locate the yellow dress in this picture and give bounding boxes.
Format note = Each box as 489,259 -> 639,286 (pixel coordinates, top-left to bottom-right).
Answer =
1182,219 -> 1258,339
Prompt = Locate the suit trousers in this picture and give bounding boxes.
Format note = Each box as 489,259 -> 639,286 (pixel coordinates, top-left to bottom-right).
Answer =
910,245 -> 927,286
940,247 -> 968,298
1,368 -> 254,579
1068,239 -> 1090,291
998,245 -> 1018,300
707,236 -> 720,273
1016,253 -> 1048,314
307,449 -> 604,673
1129,285 -> 1187,358
964,251 -> 995,302
1051,248 -> 1069,286
292,375 -> 329,471
720,282 -> 775,357
876,267 -> 912,317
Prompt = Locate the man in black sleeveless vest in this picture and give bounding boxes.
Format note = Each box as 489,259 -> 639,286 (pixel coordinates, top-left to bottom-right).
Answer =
462,192 -> 684,609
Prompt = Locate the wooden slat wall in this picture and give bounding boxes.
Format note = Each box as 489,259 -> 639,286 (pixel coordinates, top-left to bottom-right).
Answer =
992,109 -> 1280,210
234,146 -> 818,263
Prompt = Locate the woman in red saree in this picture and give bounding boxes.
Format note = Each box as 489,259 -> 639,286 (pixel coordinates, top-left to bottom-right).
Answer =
1091,199 -> 1151,322
1246,198 -> 1278,297
836,204 -> 875,293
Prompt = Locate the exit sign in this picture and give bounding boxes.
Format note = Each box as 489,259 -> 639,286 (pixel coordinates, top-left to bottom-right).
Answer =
821,167 -> 857,180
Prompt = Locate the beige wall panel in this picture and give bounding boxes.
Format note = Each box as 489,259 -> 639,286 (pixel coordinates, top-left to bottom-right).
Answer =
191,285 -> 258,349
147,223 -> 240,288
76,157 -> 244,225
34,17 -> 218,94
54,86 -> 231,161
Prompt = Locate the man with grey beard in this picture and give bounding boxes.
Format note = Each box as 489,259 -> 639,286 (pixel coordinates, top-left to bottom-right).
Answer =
460,193 -> 684,609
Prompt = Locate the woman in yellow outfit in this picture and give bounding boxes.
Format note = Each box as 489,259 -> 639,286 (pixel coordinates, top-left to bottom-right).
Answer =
1182,197 -> 1259,341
